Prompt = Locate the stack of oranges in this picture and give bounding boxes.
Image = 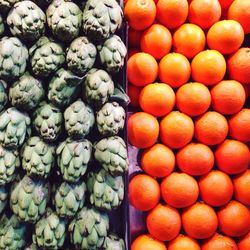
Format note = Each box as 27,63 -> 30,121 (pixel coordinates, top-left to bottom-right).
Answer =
125,0 -> 250,249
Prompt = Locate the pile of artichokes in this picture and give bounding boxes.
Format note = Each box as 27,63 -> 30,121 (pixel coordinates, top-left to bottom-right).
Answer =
0,0 -> 128,249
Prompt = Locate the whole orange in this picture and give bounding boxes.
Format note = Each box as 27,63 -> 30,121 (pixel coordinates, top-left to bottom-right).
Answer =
128,112 -> 159,149
139,83 -> 175,117
168,235 -> 200,250
129,174 -> 160,211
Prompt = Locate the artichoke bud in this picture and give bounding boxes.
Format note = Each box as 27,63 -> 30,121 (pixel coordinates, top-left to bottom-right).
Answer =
103,233 -> 125,250
0,80 -> 7,112
56,138 -> 92,183
69,207 -> 109,250
87,169 -> 124,211
0,186 -> 8,214
94,136 -> 129,176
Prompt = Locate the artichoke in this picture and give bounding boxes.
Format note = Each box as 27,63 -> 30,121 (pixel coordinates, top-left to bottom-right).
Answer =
9,73 -> 45,111
66,36 -> 96,76
69,207 -> 109,250
94,136 -> 128,176
64,99 -> 95,139
82,0 -> 122,41
56,138 -> 92,183
7,1 -> 46,41
87,169 -> 124,211
29,36 -> 65,78
83,69 -> 114,108
0,15 -> 4,36
0,186 -> 8,214
53,180 -> 86,218
103,233 -> 125,250
47,0 -> 82,42
48,68 -> 83,108
33,102 -> 63,142
0,80 -> 7,112
10,175 -> 50,223
0,37 -> 28,81
32,209 -> 66,250
0,214 -> 28,250
21,136 -> 55,179
98,35 -> 127,73
97,102 -> 125,136
0,145 -> 20,185
0,0 -> 19,15
0,107 -> 31,149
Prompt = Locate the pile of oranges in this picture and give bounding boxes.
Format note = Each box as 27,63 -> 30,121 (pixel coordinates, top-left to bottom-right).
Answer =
125,0 -> 250,249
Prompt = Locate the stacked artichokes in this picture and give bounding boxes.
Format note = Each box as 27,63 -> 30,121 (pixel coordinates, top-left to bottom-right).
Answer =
0,0 -> 128,249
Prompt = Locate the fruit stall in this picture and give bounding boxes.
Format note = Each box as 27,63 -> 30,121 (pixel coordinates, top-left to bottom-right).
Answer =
0,0 -> 249,249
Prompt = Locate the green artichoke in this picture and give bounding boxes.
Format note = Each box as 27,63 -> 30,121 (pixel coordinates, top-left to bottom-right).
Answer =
82,0 -> 122,41
10,175 -> 50,223
53,180 -> 86,218
87,169 -> 124,211
0,107 -> 31,149
0,37 -> 28,81
97,102 -> 125,136
21,136 -> 55,178
0,145 -> 20,185
0,0 -> 19,15
98,35 -> 127,73
94,136 -> 128,176
48,68 -> 83,108
9,73 -> 45,111
103,233 -> 125,250
83,69 -> 114,108
64,100 -> 95,138
0,80 -> 7,112
0,15 -> 4,36
24,243 -> 39,250
0,186 -> 8,214
7,1 -> 46,41
69,207 -> 109,250
47,0 -> 82,43
66,36 -> 96,76
0,214 -> 28,250
29,36 -> 65,78
33,102 -> 63,142
32,209 -> 66,250
56,138 -> 92,183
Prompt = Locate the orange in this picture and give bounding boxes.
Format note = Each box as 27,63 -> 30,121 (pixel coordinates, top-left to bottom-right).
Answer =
176,82 -> 211,117
146,204 -> 181,241
161,172 -> 199,208
182,203 -> 218,239
131,234 -> 167,250
128,84 -> 142,108
128,28 -> 143,48
128,52 -> 158,87
124,0 -> 156,31
218,200 -> 250,237
227,48 -> 250,85
202,233 -> 238,250
199,170 -> 234,207
228,0 -> 250,34
188,0 -> 221,29
207,20 -> 244,55
173,24 -> 206,59
229,109 -> 250,142
191,50 -> 226,86
168,235 -> 200,250
128,112 -> 159,149
129,174 -> 160,211
210,80 -> 246,115
215,139 -> 249,175
177,143 -> 214,176
141,144 -> 175,178
139,83 -> 175,117
140,24 -> 172,60
218,0 -> 234,9
156,0 -> 188,29
234,170 -> 250,206
128,48 -> 141,58
238,232 -> 250,250
160,111 -> 194,149
159,53 -> 191,88
195,111 -> 228,146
